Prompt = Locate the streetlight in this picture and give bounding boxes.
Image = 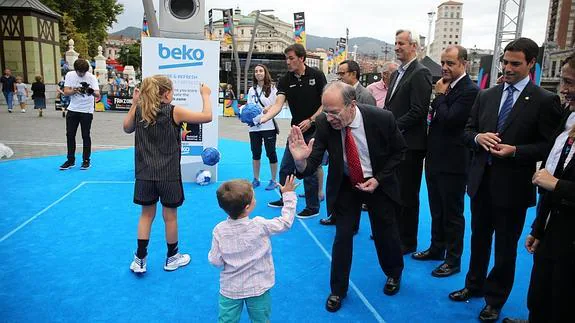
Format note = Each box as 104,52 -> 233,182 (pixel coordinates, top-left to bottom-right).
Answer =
243,9 -> 274,95
426,11 -> 435,57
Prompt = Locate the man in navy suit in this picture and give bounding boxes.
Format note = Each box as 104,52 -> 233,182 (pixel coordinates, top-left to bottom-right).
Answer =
449,38 -> 563,322
412,45 -> 479,278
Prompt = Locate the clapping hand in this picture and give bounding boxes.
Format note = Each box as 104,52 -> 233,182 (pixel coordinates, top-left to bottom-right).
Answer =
288,126 -> 314,161
532,169 -> 559,191
476,132 -> 501,152
278,174 -> 298,194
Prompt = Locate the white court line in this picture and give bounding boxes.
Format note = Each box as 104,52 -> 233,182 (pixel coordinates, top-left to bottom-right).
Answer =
0,180 -> 232,243
0,182 -> 87,243
2,141 -> 132,149
274,190 -> 386,323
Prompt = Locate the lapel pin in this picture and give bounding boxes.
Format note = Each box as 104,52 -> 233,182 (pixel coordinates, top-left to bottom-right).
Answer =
525,96 -> 530,101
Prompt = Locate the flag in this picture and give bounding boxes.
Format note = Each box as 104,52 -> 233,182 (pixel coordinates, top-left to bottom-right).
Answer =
208,9 -> 214,40
293,12 -> 306,48
141,14 -> 150,37
223,9 -> 233,45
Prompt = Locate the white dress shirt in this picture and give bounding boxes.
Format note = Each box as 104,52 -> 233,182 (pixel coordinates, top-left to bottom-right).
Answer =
546,111 -> 575,175
341,106 -> 373,178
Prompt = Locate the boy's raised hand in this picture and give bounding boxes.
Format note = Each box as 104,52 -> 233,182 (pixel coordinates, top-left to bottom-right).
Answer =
278,174 -> 298,194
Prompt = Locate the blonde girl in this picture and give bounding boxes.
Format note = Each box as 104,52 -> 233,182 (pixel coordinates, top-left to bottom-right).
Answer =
123,75 -> 212,273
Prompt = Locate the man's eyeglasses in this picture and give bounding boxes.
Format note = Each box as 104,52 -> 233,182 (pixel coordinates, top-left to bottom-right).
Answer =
336,71 -> 349,77
322,105 -> 349,119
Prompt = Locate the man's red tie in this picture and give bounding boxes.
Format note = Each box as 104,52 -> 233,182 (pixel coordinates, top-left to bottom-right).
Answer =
345,127 -> 364,186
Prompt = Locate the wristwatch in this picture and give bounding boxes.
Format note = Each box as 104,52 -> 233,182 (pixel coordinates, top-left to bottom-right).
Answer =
309,118 -> 315,125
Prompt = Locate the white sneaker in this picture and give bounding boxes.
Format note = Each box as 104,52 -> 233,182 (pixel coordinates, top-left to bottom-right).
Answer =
21,109 -> 25,113
129,255 -> 147,274
164,253 -> 190,271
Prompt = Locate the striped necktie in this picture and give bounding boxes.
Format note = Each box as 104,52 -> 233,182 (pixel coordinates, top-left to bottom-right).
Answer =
496,85 -> 517,133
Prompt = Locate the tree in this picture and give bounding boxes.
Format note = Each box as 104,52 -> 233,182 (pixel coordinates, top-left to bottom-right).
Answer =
44,0 -> 124,58
60,13 -> 89,59
117,42 -> 142,72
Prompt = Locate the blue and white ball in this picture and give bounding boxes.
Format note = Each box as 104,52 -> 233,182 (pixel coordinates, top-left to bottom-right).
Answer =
240,103 -> 262,127
195,169 -> 212,186
201,147 -> 220,166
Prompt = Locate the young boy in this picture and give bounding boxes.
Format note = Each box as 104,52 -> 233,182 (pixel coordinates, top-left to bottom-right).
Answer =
208,175 -> 297,322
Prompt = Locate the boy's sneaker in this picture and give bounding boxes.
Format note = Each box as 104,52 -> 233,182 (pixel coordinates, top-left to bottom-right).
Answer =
296,208 -> 320,219
164,253 -> 191,271
264,180 -> 278,191
252,178 -> 260,188
8,109 -> 12,113
59,160 -> 75,170
80,160 -> 90,170
268,199 -> 284,208
129,255 -> 147,274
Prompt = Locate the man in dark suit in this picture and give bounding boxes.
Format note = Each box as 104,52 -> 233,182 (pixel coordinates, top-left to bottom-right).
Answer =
412,45 -> 479,278
385,29 -> 432,254
449,38 -> 563,322
290,81 -> 407,313
320,59 -> 376,226
505,52 -> 575,323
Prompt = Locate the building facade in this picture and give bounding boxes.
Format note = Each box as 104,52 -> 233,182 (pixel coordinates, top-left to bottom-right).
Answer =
0,0 -> 61,84
543,0 -> 575,83
429,1 -> 464,63
205,9 -> 326,95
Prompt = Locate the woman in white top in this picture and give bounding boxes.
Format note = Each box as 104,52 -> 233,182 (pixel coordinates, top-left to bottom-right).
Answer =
246,64 -> 279,190
15,76 -> 28,113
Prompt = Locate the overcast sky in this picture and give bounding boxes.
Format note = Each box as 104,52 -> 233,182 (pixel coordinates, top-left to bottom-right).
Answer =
111,0 -> 549,50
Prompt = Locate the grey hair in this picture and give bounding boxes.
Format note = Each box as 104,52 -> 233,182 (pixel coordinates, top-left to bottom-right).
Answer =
323,81 -> 356,106
381,61 -> 399,73
396,29 -> 420,48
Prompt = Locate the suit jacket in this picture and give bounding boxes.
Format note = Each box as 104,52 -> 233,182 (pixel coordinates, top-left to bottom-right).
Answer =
384,60 -> 432,151
530,111 -> 575,259
297,104 -> 407,214
355,83 -> 377,106
427,74 -> 479,174
463,81 -> 563,208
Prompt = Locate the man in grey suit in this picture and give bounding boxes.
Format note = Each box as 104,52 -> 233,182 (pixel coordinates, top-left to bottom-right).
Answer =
320,59 -> 377,226
338,60 -> 376,106
384,29 -> 432,254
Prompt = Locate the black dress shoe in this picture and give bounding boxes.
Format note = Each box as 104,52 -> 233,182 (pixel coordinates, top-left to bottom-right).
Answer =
325,294 -> 344,312
319,216 -> 336,225
448,287 -> 483,302
411,248 -> 445,261
479,305 -> 500,322
401,245 -> 416,255
383,276 -> 401,296
431,263 -> 460,277
502,318 -> 528,323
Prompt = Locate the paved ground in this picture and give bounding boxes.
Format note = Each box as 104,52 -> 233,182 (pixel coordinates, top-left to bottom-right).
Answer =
0,106 -> 292,160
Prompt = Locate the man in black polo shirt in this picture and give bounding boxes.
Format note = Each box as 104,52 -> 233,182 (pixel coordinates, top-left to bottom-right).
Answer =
256,43 -> 327,218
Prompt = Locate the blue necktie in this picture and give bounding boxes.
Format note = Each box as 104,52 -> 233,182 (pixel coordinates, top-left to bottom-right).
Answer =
496,85 -> 517,133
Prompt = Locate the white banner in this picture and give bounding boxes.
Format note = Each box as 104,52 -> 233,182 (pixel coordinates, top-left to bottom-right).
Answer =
142,37 -> 220,182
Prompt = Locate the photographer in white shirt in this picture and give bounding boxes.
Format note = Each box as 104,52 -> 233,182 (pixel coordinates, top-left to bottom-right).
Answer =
59,59 -> 100,170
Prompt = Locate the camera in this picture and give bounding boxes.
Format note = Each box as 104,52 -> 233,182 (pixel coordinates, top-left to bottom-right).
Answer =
77,82 -> 95,96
